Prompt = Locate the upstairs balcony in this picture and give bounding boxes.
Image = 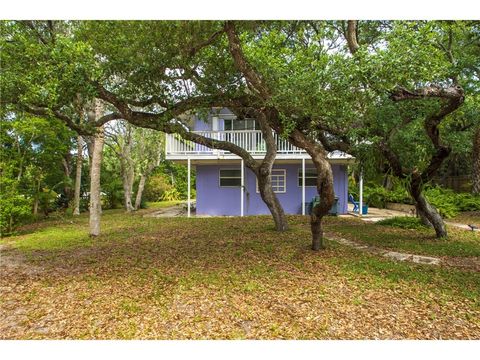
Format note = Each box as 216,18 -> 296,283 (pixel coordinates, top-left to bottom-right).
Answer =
165,130 -> 306,160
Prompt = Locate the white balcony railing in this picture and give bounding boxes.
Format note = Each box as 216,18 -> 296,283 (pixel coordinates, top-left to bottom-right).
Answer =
166,130 -> 305,156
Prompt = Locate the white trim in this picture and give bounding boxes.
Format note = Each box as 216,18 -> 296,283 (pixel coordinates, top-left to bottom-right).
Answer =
212,116 -> 219,131
218,168 -> 242,187
240,160 -> 244,217
256,169 -> 287,194
187,157 -> 191,218
302,158 -> 305,215
359,168 -> 364,217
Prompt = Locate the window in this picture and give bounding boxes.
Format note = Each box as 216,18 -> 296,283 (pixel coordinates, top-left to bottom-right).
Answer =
224,118 -> 258,131
256,169 -> 286,193
298,168 -> 317,187
219,169 -> 241,187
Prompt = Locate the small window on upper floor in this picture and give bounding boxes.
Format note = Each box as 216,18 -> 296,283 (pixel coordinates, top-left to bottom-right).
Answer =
224,118 -> 259,131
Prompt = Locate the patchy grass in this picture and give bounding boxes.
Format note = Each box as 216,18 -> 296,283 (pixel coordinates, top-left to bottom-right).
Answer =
327,216 -> 480,258
1,211 -> 479,339
377,216 -> 428,230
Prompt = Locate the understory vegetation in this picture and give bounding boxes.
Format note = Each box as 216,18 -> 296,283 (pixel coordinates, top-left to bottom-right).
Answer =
350,182 -> 480,219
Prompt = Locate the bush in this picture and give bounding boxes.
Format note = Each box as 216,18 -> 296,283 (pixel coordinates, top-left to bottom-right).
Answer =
451,193 -> 480,212
425,186 -> 480,219
38,187 -> 58,216
354,183 -> 480,219
0,179 -> 32,236
160,188 -> 182,201
358,184 -> 412,209
377,216 -> 428,230
144,174 -> 174,202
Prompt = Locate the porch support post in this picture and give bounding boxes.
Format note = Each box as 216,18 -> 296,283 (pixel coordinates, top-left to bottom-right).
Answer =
359,167 -> 363,217
302,158 -> 306,215
240,159 -> 244,217
187,157 -> 191,218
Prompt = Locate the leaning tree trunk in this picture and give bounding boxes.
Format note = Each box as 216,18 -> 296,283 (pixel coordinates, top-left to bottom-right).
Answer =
286,129 -> 335,250
119,152 -> 135,212
256,168 -> 288,231
472,126 -> 480,195
89,125 -> 104,237
121,168 -> 135,212
134,173 -> 147,210
310,155 -> 335,250
410,179 -> 447,238
73,135 -> 83,215
255,111 -> 288,231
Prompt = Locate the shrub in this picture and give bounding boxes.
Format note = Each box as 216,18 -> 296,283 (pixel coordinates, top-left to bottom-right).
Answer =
452,193 -> 480,212
0,179 -> 32,236
355,183 -> 479,219
160,188 -> 181,201
377,216 -> 428,230
365,186 -> 389,208
144,174 -> 174,202
424,186 -> 480,219
38,187 -> 58,216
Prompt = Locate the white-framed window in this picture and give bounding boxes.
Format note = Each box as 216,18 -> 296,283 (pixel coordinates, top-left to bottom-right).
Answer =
298,168 -> 317,187
219,169 -> 242,187
224,118 -> 258,131
256,169 -> 286,193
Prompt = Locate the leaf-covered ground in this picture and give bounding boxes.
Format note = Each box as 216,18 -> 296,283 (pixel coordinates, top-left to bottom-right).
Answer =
1,208 -> 479,339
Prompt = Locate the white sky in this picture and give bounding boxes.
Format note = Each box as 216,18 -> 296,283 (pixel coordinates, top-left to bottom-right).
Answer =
2,0 -> 479,20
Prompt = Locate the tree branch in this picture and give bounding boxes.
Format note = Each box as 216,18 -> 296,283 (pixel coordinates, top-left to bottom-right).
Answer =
187,29 -> 225,58
224,21 -> 271,101
346,20 -> 360,54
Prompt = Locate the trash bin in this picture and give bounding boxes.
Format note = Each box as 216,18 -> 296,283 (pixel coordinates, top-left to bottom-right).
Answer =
329,197 -> 339,216
361,204 -> 368,215
302,202 -> 312,215
307,196 -> 338,216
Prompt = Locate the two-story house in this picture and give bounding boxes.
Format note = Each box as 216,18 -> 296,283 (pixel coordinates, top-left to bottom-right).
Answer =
165,108 -> 355,217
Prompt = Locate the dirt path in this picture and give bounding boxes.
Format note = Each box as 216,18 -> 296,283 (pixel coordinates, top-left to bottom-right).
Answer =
445,221 -> 479,232
143,204 -> 187,218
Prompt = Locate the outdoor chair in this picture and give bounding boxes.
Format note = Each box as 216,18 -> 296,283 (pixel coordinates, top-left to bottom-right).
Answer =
348,194 -> 359,213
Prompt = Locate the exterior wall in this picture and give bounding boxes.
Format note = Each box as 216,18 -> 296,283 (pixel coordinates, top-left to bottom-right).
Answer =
195,163 -> 348,216
194,108 -> 236,131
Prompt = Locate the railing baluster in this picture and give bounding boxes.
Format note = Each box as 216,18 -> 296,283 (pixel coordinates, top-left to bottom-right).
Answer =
165,129 -> 307,156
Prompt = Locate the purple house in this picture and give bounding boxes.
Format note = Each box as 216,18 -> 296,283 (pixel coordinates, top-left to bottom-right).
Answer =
165,108 -> 355,216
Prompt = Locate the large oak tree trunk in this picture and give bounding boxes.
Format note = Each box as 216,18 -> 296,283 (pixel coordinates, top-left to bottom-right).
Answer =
256,167 -> 288,231
310,156 -> 335,250
410,179 -> 447,238
73,135 -> 83,216
472,126 -> 480,194
255,111 -> 288,231
286,129 -> 335,250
